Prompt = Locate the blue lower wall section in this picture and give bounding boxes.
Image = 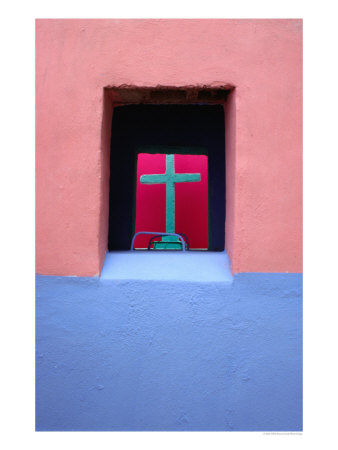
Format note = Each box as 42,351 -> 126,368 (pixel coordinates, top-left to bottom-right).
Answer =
36,273 -> 302,431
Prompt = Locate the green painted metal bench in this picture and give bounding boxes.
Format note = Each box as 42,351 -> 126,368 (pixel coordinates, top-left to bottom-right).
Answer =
130,231 -> 187,251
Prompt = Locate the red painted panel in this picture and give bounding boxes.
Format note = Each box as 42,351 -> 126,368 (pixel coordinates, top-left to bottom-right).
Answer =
135,153 -> 208,249
175,154 -> 208,249
134,154 -> 166,248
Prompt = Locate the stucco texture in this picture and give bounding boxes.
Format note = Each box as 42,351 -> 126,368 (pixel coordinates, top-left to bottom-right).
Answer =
36,273 -> 302,431
35,19 -> 302,276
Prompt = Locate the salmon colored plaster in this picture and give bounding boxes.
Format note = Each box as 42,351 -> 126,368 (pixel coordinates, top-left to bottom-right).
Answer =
36,19 -> 302,276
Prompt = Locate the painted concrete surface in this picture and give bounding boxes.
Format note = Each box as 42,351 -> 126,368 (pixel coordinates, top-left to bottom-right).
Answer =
101,251 -> 233,282
36,19 -> 302,276
36,273 -> 302,431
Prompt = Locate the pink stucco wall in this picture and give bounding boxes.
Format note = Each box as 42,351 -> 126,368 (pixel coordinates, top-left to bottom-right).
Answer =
36,19 -> 302,276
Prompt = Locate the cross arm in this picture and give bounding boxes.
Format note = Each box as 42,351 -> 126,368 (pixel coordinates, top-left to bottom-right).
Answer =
140,174 -> 168,184
174,173 -> 201,183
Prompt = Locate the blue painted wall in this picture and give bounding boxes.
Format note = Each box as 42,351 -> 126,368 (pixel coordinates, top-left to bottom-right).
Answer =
36,273 -> 302,431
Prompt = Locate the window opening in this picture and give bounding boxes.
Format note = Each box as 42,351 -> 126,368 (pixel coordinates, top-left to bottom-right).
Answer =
108,104 -> 225,252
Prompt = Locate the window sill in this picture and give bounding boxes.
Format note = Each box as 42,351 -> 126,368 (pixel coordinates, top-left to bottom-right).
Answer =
100,251 -> 233,283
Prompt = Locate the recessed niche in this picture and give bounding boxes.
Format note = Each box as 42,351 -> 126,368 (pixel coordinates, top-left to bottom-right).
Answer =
108,104 -> 225,251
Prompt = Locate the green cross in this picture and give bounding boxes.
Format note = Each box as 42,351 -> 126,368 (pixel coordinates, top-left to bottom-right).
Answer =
140,154 -> 201,247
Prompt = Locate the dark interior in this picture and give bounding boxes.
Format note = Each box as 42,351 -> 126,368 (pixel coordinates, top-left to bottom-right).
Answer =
108,104 -> 226,251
